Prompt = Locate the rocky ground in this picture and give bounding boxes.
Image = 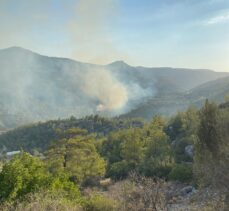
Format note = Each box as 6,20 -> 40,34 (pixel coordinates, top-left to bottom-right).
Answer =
166,183 -> 225,211
88,179 -> 226,211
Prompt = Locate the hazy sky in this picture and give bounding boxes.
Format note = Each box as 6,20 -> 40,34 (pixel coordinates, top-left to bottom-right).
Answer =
0,0 -> 229,71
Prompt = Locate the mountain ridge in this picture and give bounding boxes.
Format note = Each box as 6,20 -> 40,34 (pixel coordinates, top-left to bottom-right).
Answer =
123,76 -> 229,119
0,46 -> 229,129
2,46 -> 226,73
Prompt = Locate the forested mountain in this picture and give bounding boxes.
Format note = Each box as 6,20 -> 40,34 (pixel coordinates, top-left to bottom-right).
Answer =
0,115 -> 144,152
187,76 -> 229,103
123,76 -> 229,119
1,47 -> 228,129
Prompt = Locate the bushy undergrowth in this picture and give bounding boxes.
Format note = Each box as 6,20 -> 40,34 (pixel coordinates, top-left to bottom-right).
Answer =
84,194 -> 118,211
0,191 -> 83,211
168,164 -> 193,182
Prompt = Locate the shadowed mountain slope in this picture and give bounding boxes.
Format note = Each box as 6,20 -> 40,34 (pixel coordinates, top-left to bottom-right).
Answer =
0,47 -> 228,128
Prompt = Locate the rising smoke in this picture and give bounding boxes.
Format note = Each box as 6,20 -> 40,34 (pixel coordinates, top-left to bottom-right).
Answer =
70,0 -> 128,64
80,68 -> 128,112
0,46 -> 156,129
0,0 -> 156,128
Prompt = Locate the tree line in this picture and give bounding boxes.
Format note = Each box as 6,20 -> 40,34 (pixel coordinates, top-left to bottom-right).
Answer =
0,100 -> 228,210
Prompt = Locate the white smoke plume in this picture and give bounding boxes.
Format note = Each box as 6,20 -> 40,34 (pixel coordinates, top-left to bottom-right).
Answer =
70,0 -> 128,64
80,68 -> 128,112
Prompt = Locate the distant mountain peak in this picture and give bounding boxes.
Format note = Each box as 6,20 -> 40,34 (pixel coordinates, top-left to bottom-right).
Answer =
5,46 -> 26,50
2,46 -> 31,52
108,60 -> 130,67
0,46 -> 40,56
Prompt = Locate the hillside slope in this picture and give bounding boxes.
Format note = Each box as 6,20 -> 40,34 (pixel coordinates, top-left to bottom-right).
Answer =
0,116 -> 144,152
124,76 -> 229,119
0,47 -> 228,128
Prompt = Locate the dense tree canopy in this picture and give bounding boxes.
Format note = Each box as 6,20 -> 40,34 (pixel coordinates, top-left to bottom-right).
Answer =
46,128 -> 106,183
0,116 -> 144,152
0,152 -> 80,202
194,100 -> 229,193
166,108 -> 199,162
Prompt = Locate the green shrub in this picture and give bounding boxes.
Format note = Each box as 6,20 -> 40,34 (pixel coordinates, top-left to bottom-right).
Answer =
173,139 -> 193,163
0,152 -> 81,202
81,176 -> 100,187
0,190 -> 82,211
108,160 -> 132,180
49,173 -> 81,201
0,152 -> 50,201
84,194 -> 117,211
169,164 -> 193,182
142,161 -> 173,178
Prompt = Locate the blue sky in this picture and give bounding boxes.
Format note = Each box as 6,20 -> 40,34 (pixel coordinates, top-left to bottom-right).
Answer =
0,0 -> 229,71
